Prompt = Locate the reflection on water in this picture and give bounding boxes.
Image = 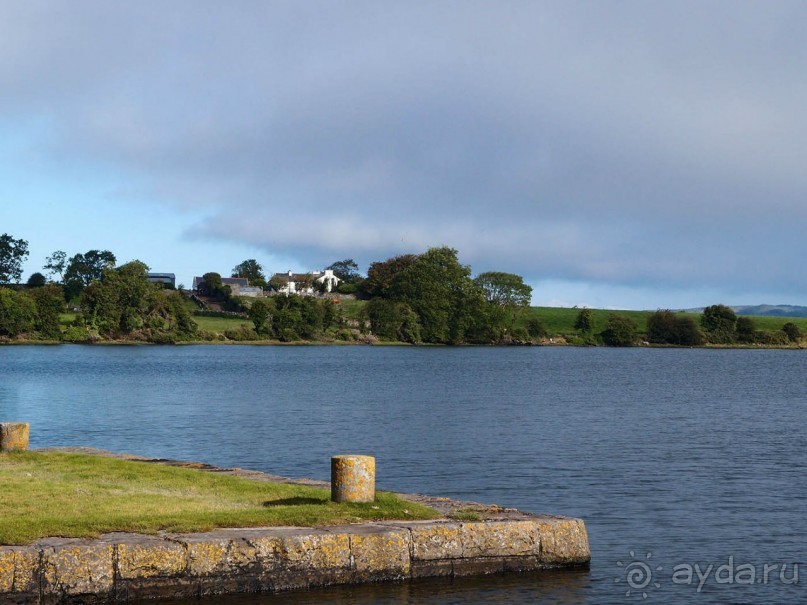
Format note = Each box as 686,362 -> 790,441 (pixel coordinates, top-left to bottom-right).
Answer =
156,569 -> 591,605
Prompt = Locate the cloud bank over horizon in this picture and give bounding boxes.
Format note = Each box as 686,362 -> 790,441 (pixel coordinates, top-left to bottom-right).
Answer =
2,1 -> 806,308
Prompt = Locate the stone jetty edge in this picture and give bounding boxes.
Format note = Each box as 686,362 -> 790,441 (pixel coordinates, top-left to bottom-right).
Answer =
0,449 -> 590,604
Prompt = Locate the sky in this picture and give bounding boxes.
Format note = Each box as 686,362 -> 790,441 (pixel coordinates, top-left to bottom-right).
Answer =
1,1 -> 806,310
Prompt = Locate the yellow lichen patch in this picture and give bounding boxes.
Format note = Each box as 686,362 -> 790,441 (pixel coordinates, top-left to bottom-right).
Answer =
42,544 -> 115,594
0,548 -> 39,593
117,541 -> 186,579
350,530 -> 411,574
0,550 -> 15,592
460,521 -> 540,558
186,541 -> 228,576
247,534 -> 283,567
410,523 -> 463,560
536,519 -> 590,564
280,533 -> 351,570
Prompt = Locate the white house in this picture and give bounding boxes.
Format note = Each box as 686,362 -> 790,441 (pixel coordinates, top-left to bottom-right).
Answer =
271,269 -> 341,295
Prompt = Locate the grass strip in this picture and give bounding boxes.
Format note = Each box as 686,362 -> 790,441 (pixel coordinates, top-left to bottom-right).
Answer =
0,452 -> 438,545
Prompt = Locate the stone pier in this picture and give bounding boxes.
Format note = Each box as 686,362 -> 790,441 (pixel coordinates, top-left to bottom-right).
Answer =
0,450 -> 590,603
0,515 -> 589,604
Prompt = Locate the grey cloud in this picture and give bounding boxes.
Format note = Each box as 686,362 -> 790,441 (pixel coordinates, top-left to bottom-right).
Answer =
2,1 -> 807,299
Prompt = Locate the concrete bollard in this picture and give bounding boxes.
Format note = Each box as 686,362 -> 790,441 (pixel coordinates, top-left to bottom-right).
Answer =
331,455 -> 375,503
0,423 -> 30,451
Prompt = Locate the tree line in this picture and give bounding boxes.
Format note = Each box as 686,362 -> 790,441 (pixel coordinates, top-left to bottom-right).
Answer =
0,235 -> 195,342
571,305 -> 802,347
0,259 -> 196,343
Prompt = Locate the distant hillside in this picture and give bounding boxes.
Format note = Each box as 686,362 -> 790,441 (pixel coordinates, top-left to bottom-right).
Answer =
684,305 -> 807,318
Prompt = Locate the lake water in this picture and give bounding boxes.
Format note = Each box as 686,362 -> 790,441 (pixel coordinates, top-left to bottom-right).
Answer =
1,345 -> 805,604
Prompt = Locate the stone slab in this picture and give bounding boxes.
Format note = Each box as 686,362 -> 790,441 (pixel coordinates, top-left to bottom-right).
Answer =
0,515 -> 589,603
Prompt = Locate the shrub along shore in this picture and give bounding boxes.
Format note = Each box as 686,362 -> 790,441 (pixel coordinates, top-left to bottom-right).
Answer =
0,303 -> 804,348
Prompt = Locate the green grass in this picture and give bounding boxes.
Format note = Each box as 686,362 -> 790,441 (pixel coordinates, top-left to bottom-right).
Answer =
59,312 -> 78,327
335,298 -> 366,321
192,315 -> 252,333
0,452 -> 438,545
745,315 -> 807,332
519,307 -> 667,335
448,510 -> 482,522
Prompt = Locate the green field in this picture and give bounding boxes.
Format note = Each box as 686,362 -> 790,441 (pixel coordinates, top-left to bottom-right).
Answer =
0,452 -> 438,545
192,315 -> 252,333
519,307 -> 807,337
518,307 -> 668,335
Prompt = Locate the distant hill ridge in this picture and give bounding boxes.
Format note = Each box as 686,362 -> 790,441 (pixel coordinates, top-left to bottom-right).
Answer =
682,304 -> 807,318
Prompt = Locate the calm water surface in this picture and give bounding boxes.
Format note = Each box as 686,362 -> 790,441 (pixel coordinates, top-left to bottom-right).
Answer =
1,345 -> 805,604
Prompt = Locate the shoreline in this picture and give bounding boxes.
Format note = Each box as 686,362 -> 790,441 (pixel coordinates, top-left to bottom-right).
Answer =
0,338 -> 804,349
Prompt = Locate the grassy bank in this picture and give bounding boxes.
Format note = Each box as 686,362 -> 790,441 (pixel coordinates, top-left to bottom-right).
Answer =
0,452 -> 438,545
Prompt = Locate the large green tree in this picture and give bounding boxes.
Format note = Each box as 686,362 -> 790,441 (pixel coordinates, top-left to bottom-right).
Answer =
736,316 -> 757,343
363,298 -> 421,343
326,259 -> 361,283
248,298 -> 273,335
782,322 -> 802,343
358,254 -> 418,299
26,272 -> 47,288
200,272 -> 227,298
64,250 -> 116,299
142,288 -> 197,339
387,247 -> 484,344
43,250 -> 67,282
574,308 -> 594,334
81,260 -> 196,340
231,259 -> 266,287
600,313 -> 637,346
646,310 -> 702,346
0,288 -> 36,336
474,271 -> 532,335
701,304 -> 737,343
474,272 -> 532,307
81,260 -> 150,335
30,284 -> 65,339
0,234 -> 29,284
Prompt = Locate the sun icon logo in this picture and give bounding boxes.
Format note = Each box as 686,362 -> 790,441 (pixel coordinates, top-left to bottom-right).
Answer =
615,551 -> 663,599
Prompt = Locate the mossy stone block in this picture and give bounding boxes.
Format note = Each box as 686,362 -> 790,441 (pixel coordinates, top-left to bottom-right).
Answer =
0,423 -> 29,451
